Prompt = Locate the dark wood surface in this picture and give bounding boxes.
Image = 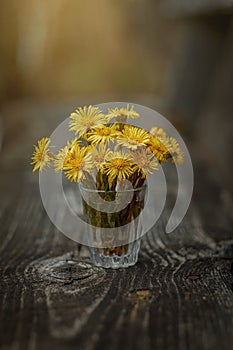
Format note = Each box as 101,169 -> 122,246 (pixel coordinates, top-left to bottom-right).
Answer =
0,102 -> 232,350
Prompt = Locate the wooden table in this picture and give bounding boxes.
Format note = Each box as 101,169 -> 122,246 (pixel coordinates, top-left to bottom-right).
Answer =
0,101 -> 232,350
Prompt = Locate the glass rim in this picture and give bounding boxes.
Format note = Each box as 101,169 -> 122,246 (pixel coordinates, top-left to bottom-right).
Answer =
79,182 -> 147,194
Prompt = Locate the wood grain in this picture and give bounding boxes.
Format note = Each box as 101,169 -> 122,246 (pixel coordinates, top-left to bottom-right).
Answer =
0,103 -> 233,350
0,171 -> 232,350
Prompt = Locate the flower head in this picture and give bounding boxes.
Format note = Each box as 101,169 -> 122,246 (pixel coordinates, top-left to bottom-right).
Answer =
54,138 -> 81,172
87,125 -> 121,145
101,150 -> 134,187
131,148 -> 158,178
69,105 -> 109,137
117,125 -> 151,150
150,127 -> 167,139
31,137 -> 52,172
63,145 -> 93,182
146,135 -> 170,163
107,105 -> 140,123
88,143 -> 112,170
162,137 -> 184,164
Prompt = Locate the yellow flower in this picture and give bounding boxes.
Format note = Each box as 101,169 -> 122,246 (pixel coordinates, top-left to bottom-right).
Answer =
107,105 -> 140,123
162,137 -> 184,164
69,105 -> 108,137
87,125 -> 121,145
117,125 -> 151,150
149,129 -> 183,164
131,148 -> 158,178
88,143 -> 112,169
150,127 -> 167,139
63,145 -> 93,182
147,136 -> 169,162
101,150 -> 134,187
54,138 -> 81,172
31,137 -> 52,172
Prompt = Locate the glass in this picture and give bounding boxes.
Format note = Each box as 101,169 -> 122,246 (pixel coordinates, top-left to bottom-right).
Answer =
79,184 -> 147,269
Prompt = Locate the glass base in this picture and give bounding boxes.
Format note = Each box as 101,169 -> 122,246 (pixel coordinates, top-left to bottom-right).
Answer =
89,239 -> 141,269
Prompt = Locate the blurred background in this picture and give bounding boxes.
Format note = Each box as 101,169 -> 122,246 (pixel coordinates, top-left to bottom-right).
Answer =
0,0 -> 233,193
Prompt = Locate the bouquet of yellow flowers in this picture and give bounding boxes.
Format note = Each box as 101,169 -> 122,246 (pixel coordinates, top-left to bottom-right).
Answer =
32,105 -> 183,188
31,105 -> 183,268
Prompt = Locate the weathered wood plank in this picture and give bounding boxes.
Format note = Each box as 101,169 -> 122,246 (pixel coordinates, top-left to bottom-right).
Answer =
0,102 -> 232,350
0,166 -> 232,350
